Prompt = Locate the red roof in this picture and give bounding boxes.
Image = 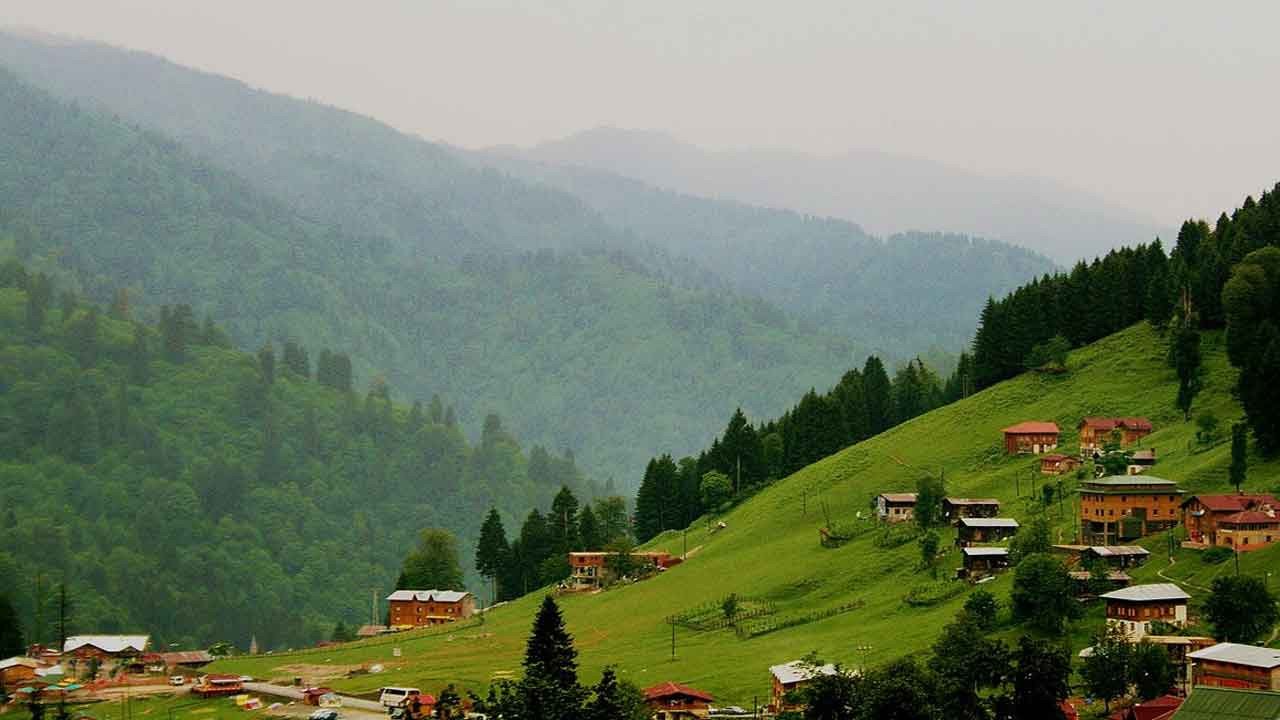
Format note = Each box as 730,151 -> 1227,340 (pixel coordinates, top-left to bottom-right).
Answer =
1111,695 -> 1183,720
1219,510 -> 1280,525
644,682 -> 714,703
1003,421 -> 1060,434
1080,417 -> 1153,432
1184,494 -> 1280,512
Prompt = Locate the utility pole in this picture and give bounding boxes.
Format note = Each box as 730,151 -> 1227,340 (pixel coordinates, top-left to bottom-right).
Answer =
669,620 -> 676,660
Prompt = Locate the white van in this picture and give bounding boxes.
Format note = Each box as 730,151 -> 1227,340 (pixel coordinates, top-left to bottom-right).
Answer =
378,687 -> 421,709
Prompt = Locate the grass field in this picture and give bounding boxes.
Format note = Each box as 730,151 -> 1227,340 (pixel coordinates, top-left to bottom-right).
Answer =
207,323 -> 1280,706
4,694 -> 261,720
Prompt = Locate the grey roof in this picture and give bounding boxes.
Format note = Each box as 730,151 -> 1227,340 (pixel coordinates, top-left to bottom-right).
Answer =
944,497 -> 1000,506
1088,546 -> 1151,557
878,493 -> 917,503
63,635 -> 149,654
1188,643 -> 1280,669
1086,475 -> 1179,486
386,589 -> 471,603
1100,583 -> 1190,603
0,657 -> 39,671
960,517 -> 1020,528
769,660 -> 838,685
962,547 -> 1009,557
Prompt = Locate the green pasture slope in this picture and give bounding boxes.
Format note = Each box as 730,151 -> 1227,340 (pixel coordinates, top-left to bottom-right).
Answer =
211,323 -> 1280,705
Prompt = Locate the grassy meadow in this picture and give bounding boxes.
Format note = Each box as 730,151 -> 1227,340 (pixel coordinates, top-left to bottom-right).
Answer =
209,323 -> 1280,705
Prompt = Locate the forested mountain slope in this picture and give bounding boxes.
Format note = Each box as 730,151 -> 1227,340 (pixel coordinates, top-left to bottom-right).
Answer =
0,256 -> 588,650
0,62 -> 853,482
471,153 -> 1056,352
211,323 -> 1280,702
513,126 -> 1171,264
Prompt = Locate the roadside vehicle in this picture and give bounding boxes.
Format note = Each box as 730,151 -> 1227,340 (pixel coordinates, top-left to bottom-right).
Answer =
169,676 -> 186,686
309,710 -> 340,720
379,687 -> 421,709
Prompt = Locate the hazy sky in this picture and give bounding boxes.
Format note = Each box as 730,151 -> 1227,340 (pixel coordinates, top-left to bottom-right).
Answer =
8,1 -> 1279,224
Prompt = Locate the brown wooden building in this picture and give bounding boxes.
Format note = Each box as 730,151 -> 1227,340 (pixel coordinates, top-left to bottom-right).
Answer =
1040,454 -> 1081,475
643,681 -> 714,720
1079,475 -> 1182,545
1078,417 -> 1154,453
1188,642 -> 1280,691
959,547 -> 1010,578
1181,493 -> 1280,546
1001,421 -> 1060,454
956,517 -> 1020,546
1216,510 -> 1280,552
943,497 -> 1000,523
386,590 -> 475,627
1101,583 -> 1189,639
876,492 -> 917,523
769,661 -> 839,714
568,551 -> 675,588
1067,569 -> 1130,597
0,657 -> 39,686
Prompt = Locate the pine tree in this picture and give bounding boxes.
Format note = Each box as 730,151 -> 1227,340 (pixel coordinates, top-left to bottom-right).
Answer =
444,405 -> 457,427
282,340 -> 310,379
1230,422 -> 1248,492
577,504 -> 601,551
429,394 -> 444,424
69,305 -> 100,369
475,509 -> 510,600
516,596 -> 586,720
258,343 -> 276,386
862,356 -> 893,434
399,529 -> 466,591
1171,321 -> 1202,420
407,400 -> 424,432
549,487 -> 580,557
24,272 -> 52,335
0,593 -> 23,657
585,667 -> 645,720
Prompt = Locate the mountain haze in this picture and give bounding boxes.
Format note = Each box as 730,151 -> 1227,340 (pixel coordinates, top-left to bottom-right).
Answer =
514,126 -> 1171,264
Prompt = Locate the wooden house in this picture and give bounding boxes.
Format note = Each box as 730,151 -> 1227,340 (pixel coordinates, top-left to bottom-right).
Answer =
0,657 -> 39,686
643,681 -> 714,720
1079,475 -> 1182,544
568,551 -> 675,588
1041,454 -> 1081,475
1078,417 -> 1154,453
62,635 -> 149,675
960,547 -> 1010,578
943,497 -> 1000,523
1181,494 -> 1280,546
1113,694 -> 1183,720
159,651 -> 213,672
769,661 -> 839,714
193,674 -> 244,698
1083,545 -> 1151,568
1188,643 -> 1280,692
1127,448 -> 1158,475
956,517 -> 1020,546
1141,636 -> 1217,694
1101,583 -> 1189,639
1002,421 -> 1060,454
1217,510 -> 1280,552
876,493 -> 917,523
386,590 -> 475,627
1067,569 -> 1130,597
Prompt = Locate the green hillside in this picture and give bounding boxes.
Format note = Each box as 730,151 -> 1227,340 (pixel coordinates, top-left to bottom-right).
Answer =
207,323 -> 1280,703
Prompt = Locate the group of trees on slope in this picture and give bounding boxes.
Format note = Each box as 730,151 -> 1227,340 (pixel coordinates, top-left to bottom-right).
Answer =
0,256 -> 608,650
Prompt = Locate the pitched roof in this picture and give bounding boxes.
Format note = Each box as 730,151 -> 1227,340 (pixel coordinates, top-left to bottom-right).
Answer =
1068,570 -> 1131,582
962,547 -> 1009,557
385,590 -> 471,603
1170,686 -> 1280,719
63,635 -> 149,654
643,681 -> 714,702
1183,494 -> 1280,512
1003,421 -> 1060,434
356,625 -> 388,637
0,657 -> 40,671
1188,643 -> 1280,669
944,497 -> 1000,506
960,517 -> 1020,528
1088,546 -> 1151,557
1080,417 -> 1153,431
1101,583 -> 1190,603
1086,475 -> 1179,487
159,651 -> 213,665
878,493 -> 917,503
1123,695 -> 1184,720
769,660 -> 839,685
1042,454 -> 1076,462
1219,510 -> 1280,525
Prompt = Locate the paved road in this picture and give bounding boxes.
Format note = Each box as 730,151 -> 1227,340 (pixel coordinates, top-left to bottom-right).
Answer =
243,682 -> 386,719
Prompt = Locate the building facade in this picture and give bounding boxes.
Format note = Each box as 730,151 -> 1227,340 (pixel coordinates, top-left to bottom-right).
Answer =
1101,584 -> 1189,639
1188,643 -> 1280,691
643,682 -> 713,720
386,590 -> 475,627
1181,494 -> 1280,546
1078,417 -> 1153,453
956,518 -> 1020,546
1001,422 -> 1060,454
942,497 -> 1000,523
1079,476 -> 1182,544
1040,454 -> 1081,475
568,551 -> 675,588
876,493 -> 917,523
769,661 -> 838,714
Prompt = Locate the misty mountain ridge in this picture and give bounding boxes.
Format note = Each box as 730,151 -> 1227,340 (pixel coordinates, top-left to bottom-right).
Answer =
509,125 -> 1172,263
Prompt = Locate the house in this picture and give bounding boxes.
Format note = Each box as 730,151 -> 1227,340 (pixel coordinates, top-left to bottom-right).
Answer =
1042,454 -> 1082,475
1169,686 -> 1280,719
960,547 -> 1010,578
61,635 -> 150,674
568,551 -> 676,588
943,497 -> 1000,523
386,590 -> 476,627
158,651 -> 213,671
1112,694 -> 1183,720
769,661 -> 839,713
1181,494 -> 1280,547
1002,421 -> 1060,454
1217,511 -> 1280,552
1128,449 -> 1158,475
876,493 -> 917,523
1084,545 -> 1152,568
1068,569 -> 1131,597
1188,643 -> 1280,691
0,657 -> 40,686
1101,584 -> 1190,639
1079,476 -> 1183,544
193,674 -> 244,698
1143,636 -> 1218,693
643,681 -> 714,720
356,624 -> 391,638
956,517 -> 1020,546
1079,417 -> 1154,453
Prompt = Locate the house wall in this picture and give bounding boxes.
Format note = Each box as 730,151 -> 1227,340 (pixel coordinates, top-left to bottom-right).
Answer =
0,665 -> 36,685
389,596 -> 474,626
1080,492 -> 1180,543
1218,525 -> 1280,551
1105,601 -> 1186,639
1193,660 -> 1280,691
1005,433 -> 1059,454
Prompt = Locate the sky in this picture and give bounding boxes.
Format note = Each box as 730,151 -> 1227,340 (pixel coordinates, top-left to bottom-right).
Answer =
6,0 -> 1279,225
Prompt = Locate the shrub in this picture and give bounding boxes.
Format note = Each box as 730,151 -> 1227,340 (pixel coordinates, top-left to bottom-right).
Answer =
1202,546 -> 1234,564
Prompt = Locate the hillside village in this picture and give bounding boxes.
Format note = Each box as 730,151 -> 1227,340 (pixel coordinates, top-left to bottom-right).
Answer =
7,324 -> 1280,720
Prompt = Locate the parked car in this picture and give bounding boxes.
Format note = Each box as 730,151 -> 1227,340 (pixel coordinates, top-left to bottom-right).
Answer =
309,710 -> 340,720
169,676 -> 186,686
379,687 -> 421,709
